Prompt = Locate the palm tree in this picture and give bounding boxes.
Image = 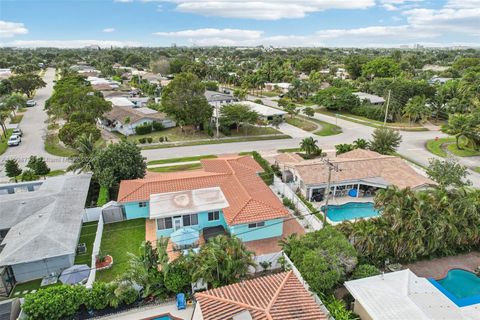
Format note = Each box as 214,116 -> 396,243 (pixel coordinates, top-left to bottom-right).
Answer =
353,138 -> 369,149
403,95 -> 429,124
300,137 -> 320,156
335,143 -> 354,155
67,133 -> 96,173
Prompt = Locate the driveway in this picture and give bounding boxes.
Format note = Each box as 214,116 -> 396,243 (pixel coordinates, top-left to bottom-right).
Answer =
0,68 -> 69,181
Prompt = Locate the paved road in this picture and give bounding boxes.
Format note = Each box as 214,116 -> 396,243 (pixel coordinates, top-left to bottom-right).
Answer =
0,68 -> 69,180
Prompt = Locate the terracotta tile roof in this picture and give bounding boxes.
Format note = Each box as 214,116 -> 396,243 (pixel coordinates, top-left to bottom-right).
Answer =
276,149 -> 434,189
104,105 -> 167,125
117,156 -> 288,225
196,271 -> 327,320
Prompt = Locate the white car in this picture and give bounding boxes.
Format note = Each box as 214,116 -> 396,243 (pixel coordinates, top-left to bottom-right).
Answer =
26,100 -> 36,107
7,134 -> 21,146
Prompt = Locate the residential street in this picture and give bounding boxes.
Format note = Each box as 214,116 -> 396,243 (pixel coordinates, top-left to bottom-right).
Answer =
0,68 -> 68,181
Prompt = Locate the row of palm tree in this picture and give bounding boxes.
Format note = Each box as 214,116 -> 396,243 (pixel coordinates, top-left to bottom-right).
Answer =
338,186 -> 480,265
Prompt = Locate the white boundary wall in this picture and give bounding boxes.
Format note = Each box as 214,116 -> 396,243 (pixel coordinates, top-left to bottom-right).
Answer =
272,176 -> 323,231
85,214 -> 104,288
83,207 -> 102,222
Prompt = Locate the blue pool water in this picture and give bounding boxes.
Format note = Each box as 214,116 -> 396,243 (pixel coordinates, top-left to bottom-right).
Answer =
153,317 -> 172,320
322,202 -> 380,222
429,269 -> 480,307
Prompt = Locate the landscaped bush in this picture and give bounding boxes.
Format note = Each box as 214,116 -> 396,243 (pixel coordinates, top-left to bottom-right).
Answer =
351,104 -> 384,121
295,192 -> 320,214
252,151 -> 274,185
135,123 -> 153,135
84,282 -> 110,310
351,264 -> 380,280
322,295 -> 359,320
282,197 -> 296,210
97,185 -> 110,207
20,169 -> 38,181
152,121 -> 164,131
138,137 -> 146,144
146,137 -> 153,143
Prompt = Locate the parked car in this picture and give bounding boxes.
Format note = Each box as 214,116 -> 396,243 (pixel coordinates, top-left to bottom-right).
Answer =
12,128 -> 22,137
7,135 -> 21,146
26,100 -> 36,107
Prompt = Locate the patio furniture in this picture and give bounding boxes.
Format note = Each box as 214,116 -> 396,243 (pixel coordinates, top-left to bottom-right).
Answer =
170,227 -> 200,248
59,265 -> 90,284
348,189 -> 358,197
203,225 -> 226,242
177,293 -> 186,310
40,273 -> 58,286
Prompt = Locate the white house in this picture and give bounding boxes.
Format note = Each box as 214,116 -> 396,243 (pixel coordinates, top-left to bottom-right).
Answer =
353,92 -> 385,106
264,82 -> 292,93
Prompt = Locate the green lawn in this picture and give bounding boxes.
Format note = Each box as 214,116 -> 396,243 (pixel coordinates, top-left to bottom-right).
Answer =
278,147 -> 302,153
285,117 -> 318,131
10,279 -> 60,298
9,115 -> 23,124
148,163 -> 202,173
307,117 -> 342,136
74,222 -> 99,266
46,169 -> 66,177
0,129 -> 13,155
45,134 -> 77,157
261,91 -> 280,97
474,167 -> 480,173
426,137 -> 480,157
118,127 -> 212,143
141,134 -> 291,150
147,155 -> 217,166
228,125 -> 280,136
95,219 -> 146,283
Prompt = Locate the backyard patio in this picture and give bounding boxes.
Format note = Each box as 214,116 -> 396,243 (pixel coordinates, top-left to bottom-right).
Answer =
405,251 -> 480,279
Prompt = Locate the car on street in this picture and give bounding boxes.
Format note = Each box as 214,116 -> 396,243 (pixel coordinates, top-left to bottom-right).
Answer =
26,100 -> 36,107
12,128 -> 23,137
7,134 -> 21,146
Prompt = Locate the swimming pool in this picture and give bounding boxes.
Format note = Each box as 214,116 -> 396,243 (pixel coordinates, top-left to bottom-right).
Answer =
429,269 -> 480,307
322,202 -> 380,222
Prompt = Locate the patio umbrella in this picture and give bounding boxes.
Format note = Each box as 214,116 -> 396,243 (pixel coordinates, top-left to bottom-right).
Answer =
59,264 -> 90,284
170,227 -> 199,247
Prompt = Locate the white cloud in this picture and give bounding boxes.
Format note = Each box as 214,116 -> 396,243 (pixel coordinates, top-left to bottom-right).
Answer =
445,0 -> 480,9
0,21 -> 28,38
114,0 -> 133,3
154,28 -> 263,39
2,39 -> 141,48
103,28 -> 115,33
165,0 -> 375,20
404,7 -> 480,34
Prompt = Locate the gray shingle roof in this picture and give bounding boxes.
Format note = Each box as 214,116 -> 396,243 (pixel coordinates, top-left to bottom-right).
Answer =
0,174 -> 91,266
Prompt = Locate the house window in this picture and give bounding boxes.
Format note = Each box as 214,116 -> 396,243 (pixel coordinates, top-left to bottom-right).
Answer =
183,214 -> 198,226
208,211 -> 220,221
248,222 -> 265,229
138,201 -> 147,208
157,217 -> 173,230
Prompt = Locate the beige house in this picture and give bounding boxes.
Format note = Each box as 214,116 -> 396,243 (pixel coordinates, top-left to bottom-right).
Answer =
275,149 -> 434,202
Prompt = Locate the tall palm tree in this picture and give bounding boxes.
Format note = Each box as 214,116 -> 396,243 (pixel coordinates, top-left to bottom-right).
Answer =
300,137 -> 320,156
67,133 -> 97,173
353,138 -> 369,149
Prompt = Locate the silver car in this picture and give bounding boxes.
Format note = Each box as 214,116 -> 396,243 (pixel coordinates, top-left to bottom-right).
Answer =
7,134 -> 21,146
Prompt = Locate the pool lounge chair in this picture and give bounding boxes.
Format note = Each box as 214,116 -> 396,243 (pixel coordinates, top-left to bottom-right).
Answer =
177,293 -> 186,310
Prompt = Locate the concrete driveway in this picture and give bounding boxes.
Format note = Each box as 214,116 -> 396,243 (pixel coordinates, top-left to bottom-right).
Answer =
0,68 -> 69,181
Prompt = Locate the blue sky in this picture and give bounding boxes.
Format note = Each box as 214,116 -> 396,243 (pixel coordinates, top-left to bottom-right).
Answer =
0,0 -> 479,48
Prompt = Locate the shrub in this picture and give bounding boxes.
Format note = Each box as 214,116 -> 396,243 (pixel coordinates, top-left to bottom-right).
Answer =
138,137 -> 146,144
252,151 -> 273,185
20,169 -> 38,181
97,185 -> 110,207
159,136 -> 164,142
254,99 -> 263,104
352,264 -> 380,280
282,197 -> 296,210
85,282 -> 109,310
146,137 -> 153,143
135,123 -> 153,135
351,104 -> 384,121
152,121 -> 164,131
164,263 -> 191,293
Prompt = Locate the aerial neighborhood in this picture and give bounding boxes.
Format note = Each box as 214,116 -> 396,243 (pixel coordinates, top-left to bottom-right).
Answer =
0,1 -> 480,319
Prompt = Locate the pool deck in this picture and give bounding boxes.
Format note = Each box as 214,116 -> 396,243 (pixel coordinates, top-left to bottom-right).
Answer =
96,301 -> 194,320
312,196 -> 374,208
405,251 -> 480,280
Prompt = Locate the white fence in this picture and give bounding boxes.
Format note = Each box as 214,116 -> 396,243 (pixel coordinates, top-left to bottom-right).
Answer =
272,176 -> 323,231
83,207 -> 102,222
282,252 -> 334,320
85,214 -> 105,288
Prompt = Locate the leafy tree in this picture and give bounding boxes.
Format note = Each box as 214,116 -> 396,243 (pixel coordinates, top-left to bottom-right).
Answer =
20,169 -> 38,182
68,133 -> 97,173
344,54 -> 369,80
313,87 -> 360,111
189,235 -> 255,288
9,73 -> 46,98
351,264 -> 380,279
297,56 -> 324,73
270,115 -> 283,128
362,57 -> 400,78
161,72 -> 213,130
4,159 -> 22,182
300,137 -> 320,156
426,158 -> 471,188
0,79 -> 13,96
220,103 -> 259,132
233,88 -> 247,100
283,104 -> 298,118
303,106 -> 315,117
322,295 -> 359,320
2,94 -> 26,116
335,143 -> 354,155
204,80 -> 219,91
441,112 -> 480,150
27,156 -> 50,178
58,122 -> 100,148
93,140 -> 146,188
369,127 -> 402,155
150,57 -> 170,74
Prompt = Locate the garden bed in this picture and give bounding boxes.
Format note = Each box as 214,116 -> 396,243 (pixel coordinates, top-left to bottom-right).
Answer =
96,255 -> 113,270
285,117 -> 318,132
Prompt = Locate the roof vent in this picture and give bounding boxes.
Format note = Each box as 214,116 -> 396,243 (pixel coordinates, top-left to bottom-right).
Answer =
232,311 -> 253,320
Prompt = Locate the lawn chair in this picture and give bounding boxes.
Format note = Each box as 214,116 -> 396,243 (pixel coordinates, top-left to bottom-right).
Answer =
177,293 -> 186,310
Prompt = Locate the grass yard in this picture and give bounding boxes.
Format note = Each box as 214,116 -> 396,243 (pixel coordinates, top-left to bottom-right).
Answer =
45,134 -> 77,157
118,127 -> 211,143
141,134 -> 291,150
447,143 -> 480,157
474,167 -> 480,173
74,221 -> 99,266
0,129 -> 13,155
426,137 -> 480,157
307,117 -> 342,136
285,117 -> 318,131
261,91 -> 280,97
228,125 -> 280,136
95,219 -> 146,283
278,147 -> 302,153
148,163 -> 202,173
9,115 -> 23,124
147,155 -> 217,166
46,169 -> 66,177
425,138 -> 451,157
10,279 -> 60,298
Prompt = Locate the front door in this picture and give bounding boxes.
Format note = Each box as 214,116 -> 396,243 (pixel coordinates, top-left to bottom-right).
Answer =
173,216 -> 182,230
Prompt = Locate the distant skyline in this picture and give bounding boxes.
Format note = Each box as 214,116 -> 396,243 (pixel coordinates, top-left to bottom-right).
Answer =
0,0 -> 479,48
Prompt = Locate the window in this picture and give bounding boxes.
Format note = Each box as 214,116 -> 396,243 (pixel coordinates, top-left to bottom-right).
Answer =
138,201 -> 147,208
208,211 -> 220,221
183,214 -> 198,226
248,222 -> 265,229
157,217 -> 172,230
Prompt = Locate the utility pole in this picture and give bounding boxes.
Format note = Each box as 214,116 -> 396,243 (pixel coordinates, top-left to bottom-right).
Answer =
321,157 -> 341,225
384,89 -> 391,126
